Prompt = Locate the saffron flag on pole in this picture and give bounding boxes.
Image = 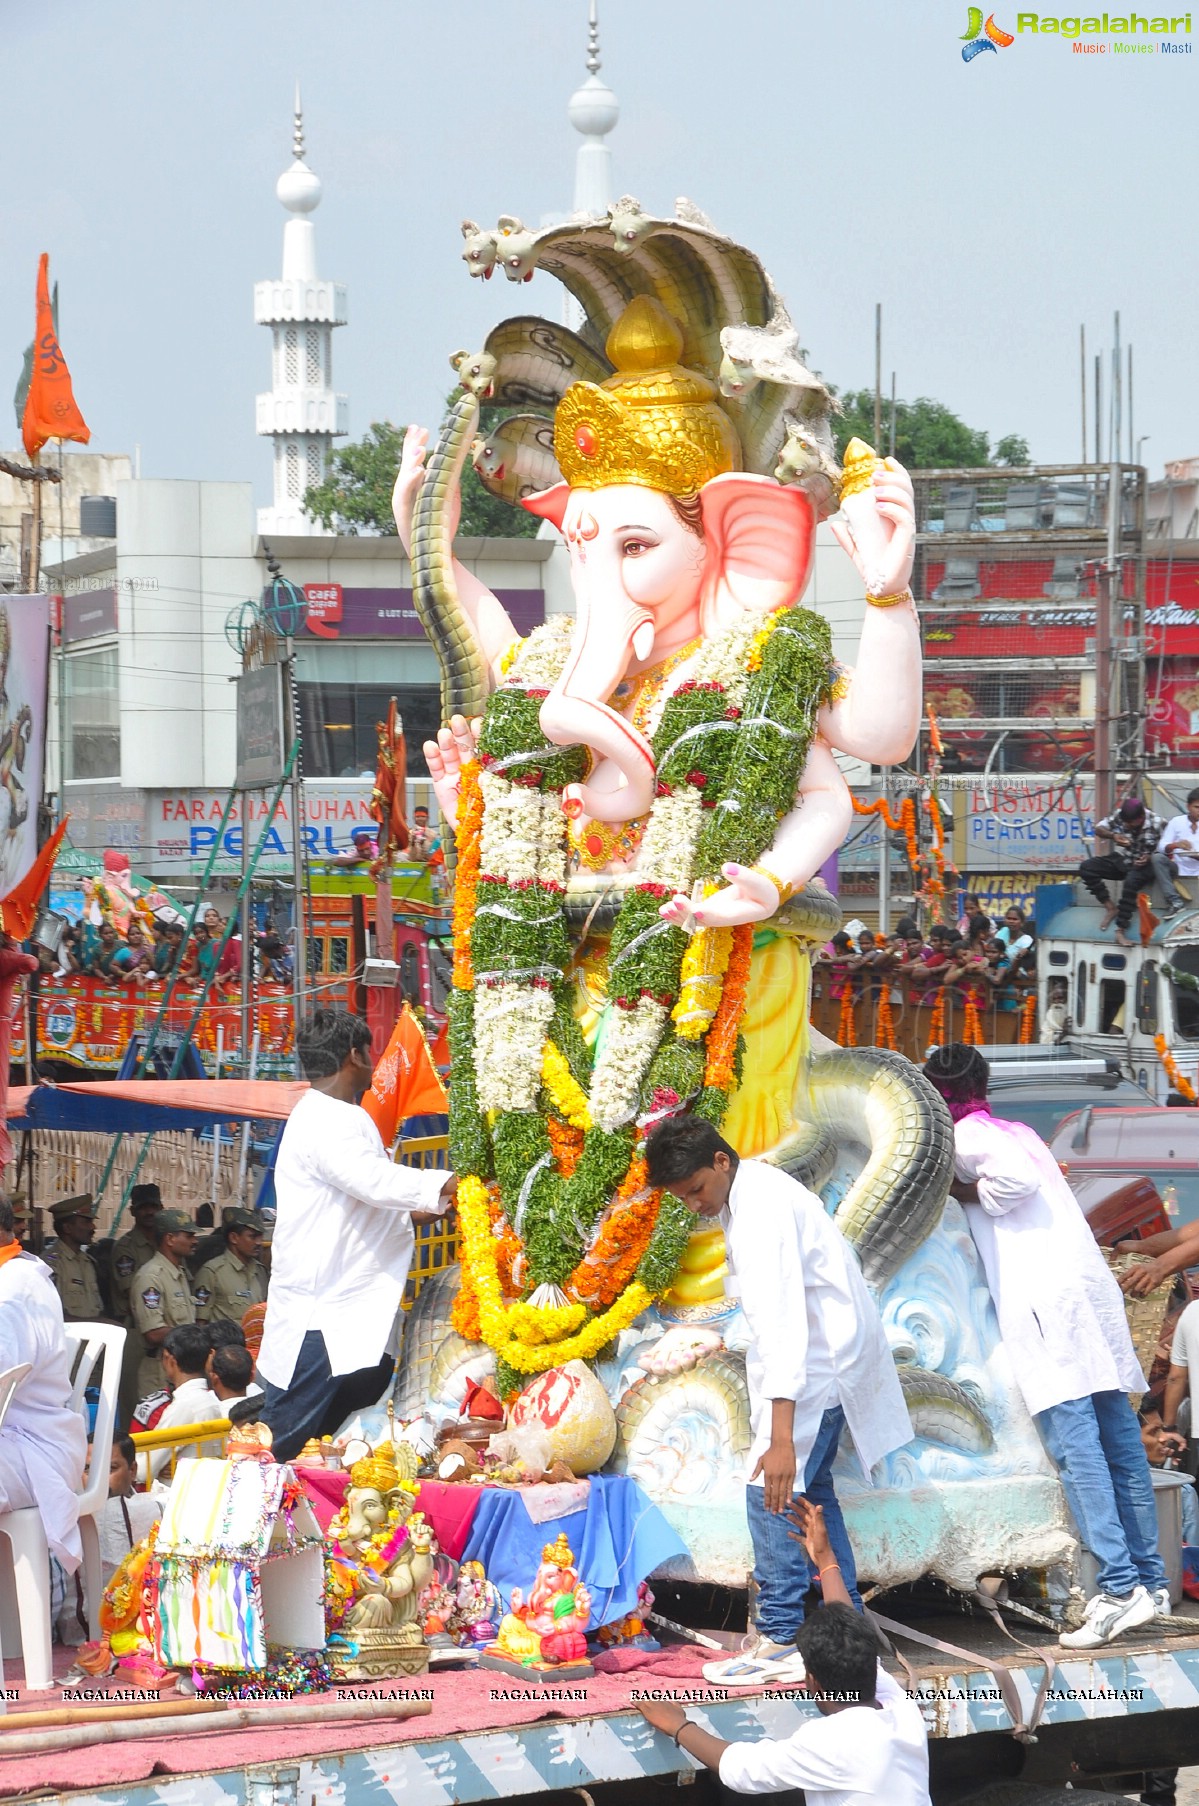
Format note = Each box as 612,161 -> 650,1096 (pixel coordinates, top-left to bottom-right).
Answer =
21,255 -> 90,462
361,1003 -> 448,1145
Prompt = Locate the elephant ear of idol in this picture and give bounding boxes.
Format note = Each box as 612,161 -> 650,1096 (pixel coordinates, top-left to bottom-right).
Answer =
462,202 -> 839,510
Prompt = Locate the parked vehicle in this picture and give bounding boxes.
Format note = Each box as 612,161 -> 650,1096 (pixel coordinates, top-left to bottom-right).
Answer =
1051,1104 -> 1199,1230
978,1047 -> 1154,1142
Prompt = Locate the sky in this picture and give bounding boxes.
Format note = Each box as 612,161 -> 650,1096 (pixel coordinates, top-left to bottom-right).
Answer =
2,0 -> 1196,509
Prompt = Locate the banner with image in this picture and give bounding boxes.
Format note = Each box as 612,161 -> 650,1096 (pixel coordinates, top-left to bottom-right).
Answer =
0,595 -> 50,900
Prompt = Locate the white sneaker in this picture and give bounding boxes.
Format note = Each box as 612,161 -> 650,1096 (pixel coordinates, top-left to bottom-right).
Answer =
702,1635 -> 808,1688
1060,1586 -> 1154,1649
1151,1586 -> 1173,1616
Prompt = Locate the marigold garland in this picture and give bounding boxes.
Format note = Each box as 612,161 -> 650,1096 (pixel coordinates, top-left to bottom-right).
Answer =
566,1154 -> 660,1310
547,1116 -> 585,1179
703,925 -> 754,1091
451,760 -> 483,989
745,605 -> 788,674
1018,992 -> 1037,1045
852,792 -> 919,869
874,987 -> 897,1051
837,986 -> 857,1048
928,985 -> 947,1048
1155,1032 -> 1197,1102
962,987 -> 985,1046
542,1041 -> 592,1130
673,898 -> 733,1041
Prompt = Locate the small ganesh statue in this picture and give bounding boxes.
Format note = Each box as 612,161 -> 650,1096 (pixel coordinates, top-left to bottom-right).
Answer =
326,1445 -> 437,1678
484,1531 -> 593,1677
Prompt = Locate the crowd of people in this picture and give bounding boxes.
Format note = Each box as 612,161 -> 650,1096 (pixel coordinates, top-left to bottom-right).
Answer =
37,906 -> 295,992
814,903 -> 1038,1017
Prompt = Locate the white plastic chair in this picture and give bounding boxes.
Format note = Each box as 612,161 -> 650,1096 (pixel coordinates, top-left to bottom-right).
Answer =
0,1321 -> 125,1689
68,1323 -> 126,1640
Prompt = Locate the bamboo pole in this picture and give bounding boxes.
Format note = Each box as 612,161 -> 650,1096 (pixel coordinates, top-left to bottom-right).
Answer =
0,1698 -> 228,1733
0,1696 -> 432,1756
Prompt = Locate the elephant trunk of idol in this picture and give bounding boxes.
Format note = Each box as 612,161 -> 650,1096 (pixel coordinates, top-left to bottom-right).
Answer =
539,591 -> 658,824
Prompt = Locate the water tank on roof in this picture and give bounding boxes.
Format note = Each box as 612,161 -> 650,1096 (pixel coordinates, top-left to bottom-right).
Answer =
80,495 -> 116,538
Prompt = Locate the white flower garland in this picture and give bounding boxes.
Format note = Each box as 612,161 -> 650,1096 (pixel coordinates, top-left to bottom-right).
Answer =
479,775 -> 567,887
475,981 -> 558,1113
637,785 -> 705,894
590,995 -> 671,1132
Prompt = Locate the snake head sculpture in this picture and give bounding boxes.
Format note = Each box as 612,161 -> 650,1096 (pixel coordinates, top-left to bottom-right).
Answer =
460,219 -> 498,279
449,349 -> 497,401
494,215 -> 539,282
607,194 -> 656,255
775,415 -> 843,521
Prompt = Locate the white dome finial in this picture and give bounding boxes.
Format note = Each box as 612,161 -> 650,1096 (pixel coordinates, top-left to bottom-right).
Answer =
277,83 -> 321,216
569,0 -> 618,142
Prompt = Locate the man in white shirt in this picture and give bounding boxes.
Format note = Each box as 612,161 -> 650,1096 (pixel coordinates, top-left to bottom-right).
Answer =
638,1501 -> 930,1804
645,1117 -> 911,1685
924,1043 -> 1168,1648
1163,1297 -> 1199,1462
147,1323 -> 222,1479
0,1197 -> 88,1573
1162,787 -> 1199,896
258,1008 -> 456,1460
207,1342 -> 262,1408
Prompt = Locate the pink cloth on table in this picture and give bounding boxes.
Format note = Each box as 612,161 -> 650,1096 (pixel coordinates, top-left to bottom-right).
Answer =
413,1478 -> 483,1561
294,1465 -> 348,1531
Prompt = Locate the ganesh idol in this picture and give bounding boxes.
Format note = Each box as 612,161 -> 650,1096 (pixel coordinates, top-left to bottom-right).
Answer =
392,204 -> 952,1404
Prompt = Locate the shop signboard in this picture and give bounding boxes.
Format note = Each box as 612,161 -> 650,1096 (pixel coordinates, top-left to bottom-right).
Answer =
965,779 -> 1094,873
146,780 -> 436,875
299,586 -> 544,641
234,664 -> 288,789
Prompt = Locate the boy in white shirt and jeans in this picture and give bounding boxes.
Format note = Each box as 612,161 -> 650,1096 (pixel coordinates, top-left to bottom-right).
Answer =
638,1501 -> 931,1805
645,1116 -> 911,1687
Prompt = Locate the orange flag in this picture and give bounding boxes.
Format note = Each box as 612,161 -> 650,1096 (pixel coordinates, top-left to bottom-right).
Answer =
0,818 -> 69,939
361,1004 -> 448,1145
21,255 -> 90,462
1138,890 -> 1159,948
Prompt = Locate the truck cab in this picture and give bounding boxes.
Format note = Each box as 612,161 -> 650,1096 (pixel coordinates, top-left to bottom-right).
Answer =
1035,882 -> 1199,1099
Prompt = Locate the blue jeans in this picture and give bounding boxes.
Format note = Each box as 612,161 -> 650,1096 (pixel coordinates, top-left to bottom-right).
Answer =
745,1404 -> 863,1642
1036,1389 -> 1168,1598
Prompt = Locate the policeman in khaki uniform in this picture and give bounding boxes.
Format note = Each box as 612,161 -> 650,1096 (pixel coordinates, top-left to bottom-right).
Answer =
130,1210 -> 198,1402
110,1185 -> 163,1325
193,1210 -> 268,1325
111,1185 -> 167,1421
46,1194 -> 105,1323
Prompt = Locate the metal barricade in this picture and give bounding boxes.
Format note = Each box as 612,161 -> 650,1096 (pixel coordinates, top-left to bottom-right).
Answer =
130,1416 -> 232,1488
396,1134 -> 457,1308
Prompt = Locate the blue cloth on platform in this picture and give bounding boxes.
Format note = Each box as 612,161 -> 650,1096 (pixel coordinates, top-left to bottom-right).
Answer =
461,1473 -> 686,1628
